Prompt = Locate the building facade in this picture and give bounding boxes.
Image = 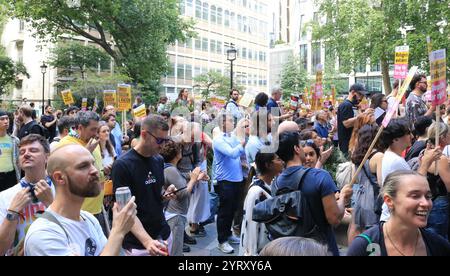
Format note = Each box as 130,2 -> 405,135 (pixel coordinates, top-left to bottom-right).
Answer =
269,0 -> 391,96
164,0 -> 271,100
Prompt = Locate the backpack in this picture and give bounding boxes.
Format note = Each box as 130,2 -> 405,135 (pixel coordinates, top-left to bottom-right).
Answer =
252,168 -> 326,243
336,161 -> 355,189
23,121 -> 49,139
353,161 -> 383,229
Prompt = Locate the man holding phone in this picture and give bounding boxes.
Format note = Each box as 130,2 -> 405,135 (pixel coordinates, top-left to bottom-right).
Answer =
56,111 -> 108,235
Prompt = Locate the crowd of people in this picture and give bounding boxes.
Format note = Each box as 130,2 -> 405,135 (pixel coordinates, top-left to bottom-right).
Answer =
0,76 -> 449,256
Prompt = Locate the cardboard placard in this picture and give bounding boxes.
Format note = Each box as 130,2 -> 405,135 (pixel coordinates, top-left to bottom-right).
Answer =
103,90 -> 117,107
133,104 -> 147,119
117,84 -> 132,111
430,49 -> 447,106
394,46 -> 410,79
61,89 -> 75,105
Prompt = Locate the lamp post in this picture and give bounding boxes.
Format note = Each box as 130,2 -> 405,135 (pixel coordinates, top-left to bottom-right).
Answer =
227,45 -> 237,90
40,62 -> 48,115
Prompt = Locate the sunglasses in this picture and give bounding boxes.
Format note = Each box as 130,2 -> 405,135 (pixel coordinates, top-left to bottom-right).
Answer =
300,139 -> 315,147
145,130 -> 170,145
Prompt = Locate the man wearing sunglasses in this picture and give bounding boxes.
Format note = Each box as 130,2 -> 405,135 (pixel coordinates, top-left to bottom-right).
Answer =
406,74 -> 434,129
112,115 -> 176,256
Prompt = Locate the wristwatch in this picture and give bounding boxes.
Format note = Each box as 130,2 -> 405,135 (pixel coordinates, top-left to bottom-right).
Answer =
6,210 -> 19,222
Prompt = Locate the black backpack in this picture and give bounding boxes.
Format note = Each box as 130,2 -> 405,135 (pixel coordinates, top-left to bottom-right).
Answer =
21,121 -> 49,139
252,168 -> 326,243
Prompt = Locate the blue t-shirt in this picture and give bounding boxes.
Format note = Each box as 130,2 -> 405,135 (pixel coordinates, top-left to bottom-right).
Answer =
266,98 -> 281,117
273,166 -> 339,255
314,121 -> 329,139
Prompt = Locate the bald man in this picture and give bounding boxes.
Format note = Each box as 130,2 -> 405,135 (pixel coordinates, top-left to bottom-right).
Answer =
24,144 -> 137,256
277,121 -> 300,135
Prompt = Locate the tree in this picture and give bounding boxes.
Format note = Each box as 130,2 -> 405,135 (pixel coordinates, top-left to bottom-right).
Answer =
280,55 -> 309,96
194,71 -> 244,99
4,0 -> 195,86
312,0 -> 449,95
0,56 -> 29,96
49,43 -> 110,79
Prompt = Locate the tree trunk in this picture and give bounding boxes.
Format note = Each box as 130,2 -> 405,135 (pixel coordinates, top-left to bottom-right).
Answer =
381,57 -> 391,95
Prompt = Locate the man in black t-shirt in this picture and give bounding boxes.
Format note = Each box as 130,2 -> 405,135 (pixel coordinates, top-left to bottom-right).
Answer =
337,83 -> 372,155
40,105 -> 60,142
17,105 -> 44,140
112,115 -> 176,256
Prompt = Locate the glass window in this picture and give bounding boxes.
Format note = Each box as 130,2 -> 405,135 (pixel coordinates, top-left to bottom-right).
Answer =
238,15 -> 242,32
202,2 -> 209,21
195,0 -> 202,18
217,8 -> 223,25
243,16 -> 247,33
224,10 -> 230,27
217,40 -> 222,54
202,38 -> 208,51
195,38 -> 201,50
248,49 -> 253,60
194,66 -> 201,77
299,44 -> 308,70
211,5 -> 217,23
230,12 -> 236,30
210,39 -> 216,52
168,63 -> 175,78
242,48 -> 247,59
186,0 -> 193,17
371,62 -> 381,72
185,64 -> 192,80
177,64 -> 185,79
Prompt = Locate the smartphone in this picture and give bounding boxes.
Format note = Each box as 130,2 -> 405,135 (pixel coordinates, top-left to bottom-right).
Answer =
164,186 -> 187,197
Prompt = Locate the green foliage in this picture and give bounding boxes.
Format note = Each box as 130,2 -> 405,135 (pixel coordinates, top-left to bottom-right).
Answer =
313,0 -> 450,93
0,57 -> 29,96
280,55 -> 309,96
49,43 -> 110,79
194,70 -> 244,99
4,0 -> 195,85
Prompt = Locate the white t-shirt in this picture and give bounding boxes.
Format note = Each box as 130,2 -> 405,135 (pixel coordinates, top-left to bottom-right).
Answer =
380,150 -> 411,221
0,183 -> 56,255
102,147 -> 116,168
24,209 -> 107,256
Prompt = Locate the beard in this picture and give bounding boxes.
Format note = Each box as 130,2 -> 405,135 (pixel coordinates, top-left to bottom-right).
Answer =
351,95 -> 360,105
67,174 -> 100,198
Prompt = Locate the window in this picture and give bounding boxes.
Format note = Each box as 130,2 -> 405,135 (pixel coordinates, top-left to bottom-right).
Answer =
179,0 -> 185,15
355,62 -> 366,73
355,76 -> 382,94
238,15 -> 243,32
185,64 -> 192,80
177,64 -> 185,79
195,0 -> 202,18
242,48 -> 247,59
243,16 -> 248,33
195,38 -> 201,50
224,10 -> 230,27
168,63 -> 175,78
202,38 -> 208,51
211,5 -> 217,23
210,39 -> 216,52
202,2 -> 209,21
216,40 -> 222,54
299,44 -> 308,70
371,62 -> 381,72
311,43 -> 321,73
313,12 -> 319,23
186,0 -> 193,16
194,66 -> 201,77
248,49 -> 253,60
230,12 -> 236,29
217,8 -> 223,25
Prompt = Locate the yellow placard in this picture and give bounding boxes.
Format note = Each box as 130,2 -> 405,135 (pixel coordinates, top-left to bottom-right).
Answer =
61,89 -> 75,105
103,90 -> 117,107
133,104 -> 147,118
117,84 -> 132,111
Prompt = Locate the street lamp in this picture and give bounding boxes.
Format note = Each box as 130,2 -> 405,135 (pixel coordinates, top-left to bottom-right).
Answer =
40,62 -> 48,115
227,45 -> 237,90
41,62 -> 47,115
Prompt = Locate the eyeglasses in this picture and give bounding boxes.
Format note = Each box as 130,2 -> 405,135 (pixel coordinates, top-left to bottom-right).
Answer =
300,139 -> 315,147
145,130 -> 170,145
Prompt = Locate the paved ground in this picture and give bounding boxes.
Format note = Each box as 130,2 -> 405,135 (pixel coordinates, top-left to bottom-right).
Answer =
183,220 -> 349,256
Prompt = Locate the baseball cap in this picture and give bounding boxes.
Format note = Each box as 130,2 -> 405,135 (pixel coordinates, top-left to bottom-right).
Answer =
0,110 -> 8,117
350,83 -> 368,96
